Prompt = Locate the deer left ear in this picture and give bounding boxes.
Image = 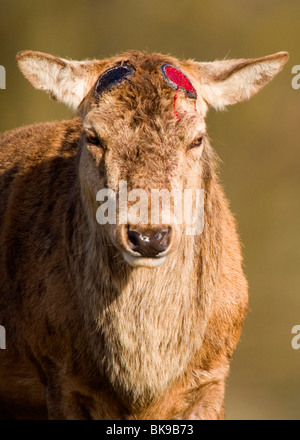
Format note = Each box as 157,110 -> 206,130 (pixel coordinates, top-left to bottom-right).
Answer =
17,50 -> 103,111
193,51 -> 289,110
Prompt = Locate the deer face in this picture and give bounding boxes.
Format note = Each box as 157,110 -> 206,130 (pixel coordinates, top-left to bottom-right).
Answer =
79,53 -> 210,267
17,49 -> 288,267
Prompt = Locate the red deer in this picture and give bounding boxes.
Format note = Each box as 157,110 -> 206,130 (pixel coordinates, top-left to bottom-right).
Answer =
0,49 -> 288,419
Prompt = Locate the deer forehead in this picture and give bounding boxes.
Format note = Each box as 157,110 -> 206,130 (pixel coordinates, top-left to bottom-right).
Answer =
85,104 -> 206,149
82,59 -> 206,125
81,61 -> 206,144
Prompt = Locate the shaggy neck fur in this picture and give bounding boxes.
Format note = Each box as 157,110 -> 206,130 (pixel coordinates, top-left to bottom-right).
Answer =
64,144 -> 223,404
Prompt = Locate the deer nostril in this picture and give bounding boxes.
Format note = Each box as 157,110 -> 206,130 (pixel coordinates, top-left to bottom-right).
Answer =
127,227 -> 171,257
153,230 -> 167,242
127,229 -> 143,248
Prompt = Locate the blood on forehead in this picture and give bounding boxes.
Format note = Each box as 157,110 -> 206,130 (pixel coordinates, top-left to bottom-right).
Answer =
160,64 -> 197,99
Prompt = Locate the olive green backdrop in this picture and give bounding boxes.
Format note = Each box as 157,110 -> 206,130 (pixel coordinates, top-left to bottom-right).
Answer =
0,0 -> 299,420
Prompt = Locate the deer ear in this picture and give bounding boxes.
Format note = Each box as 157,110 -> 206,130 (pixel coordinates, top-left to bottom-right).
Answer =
17,50 -> 102,110
194,51 -> 289,110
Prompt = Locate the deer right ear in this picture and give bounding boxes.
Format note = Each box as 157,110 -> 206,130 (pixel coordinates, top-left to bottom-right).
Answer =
17,50 -> 102,111
194,51 -> 289,110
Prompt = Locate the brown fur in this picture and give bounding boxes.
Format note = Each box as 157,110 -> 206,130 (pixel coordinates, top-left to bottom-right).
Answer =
0,49 -> 288,419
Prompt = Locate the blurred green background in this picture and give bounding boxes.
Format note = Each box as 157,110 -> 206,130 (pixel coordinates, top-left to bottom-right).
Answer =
0,0 -> 299,420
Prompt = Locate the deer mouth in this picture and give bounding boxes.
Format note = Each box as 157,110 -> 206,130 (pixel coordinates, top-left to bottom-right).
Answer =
122,252 -> 168,268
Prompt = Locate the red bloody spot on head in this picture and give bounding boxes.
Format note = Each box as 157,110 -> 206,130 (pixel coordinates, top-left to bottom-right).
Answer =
174,88 -> 179,118
161,64 -> 197,99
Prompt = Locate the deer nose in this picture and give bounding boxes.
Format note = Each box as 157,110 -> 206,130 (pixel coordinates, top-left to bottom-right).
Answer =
127,227 -> 171,257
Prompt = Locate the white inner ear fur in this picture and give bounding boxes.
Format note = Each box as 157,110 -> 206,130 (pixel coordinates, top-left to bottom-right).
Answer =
196,52 -> 289,110
17,51 -> 99,111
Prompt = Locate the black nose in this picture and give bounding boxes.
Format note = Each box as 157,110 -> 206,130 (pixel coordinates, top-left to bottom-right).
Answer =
127,227 -> 171,258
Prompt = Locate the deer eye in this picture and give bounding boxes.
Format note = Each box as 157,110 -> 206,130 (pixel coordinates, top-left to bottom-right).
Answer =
85,131 -> 103,148
188,137 -> 203,151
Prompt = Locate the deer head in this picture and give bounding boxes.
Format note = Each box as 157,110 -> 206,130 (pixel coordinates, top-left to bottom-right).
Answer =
17,49 -> 288,268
